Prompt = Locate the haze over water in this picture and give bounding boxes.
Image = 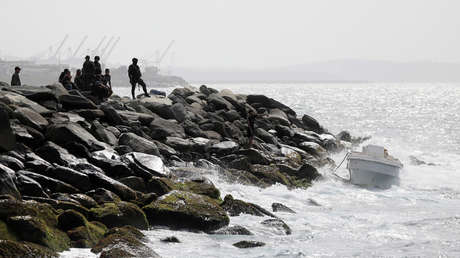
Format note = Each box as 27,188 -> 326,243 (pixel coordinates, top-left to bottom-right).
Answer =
64,82 -> 460,257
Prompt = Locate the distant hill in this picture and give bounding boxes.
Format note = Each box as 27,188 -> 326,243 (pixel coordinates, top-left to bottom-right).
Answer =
174,60 -> 460,83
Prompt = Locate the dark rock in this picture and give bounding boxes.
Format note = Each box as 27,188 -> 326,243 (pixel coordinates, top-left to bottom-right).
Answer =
86,188 -> 121,205
90,201 -> 149,230
74,109 -> 105,120
223,109 -> 241,122
302,114 -> 324,134
70,193 -> 99,209
0,164 -> 21,199
15,174 -> 49,198
199,85 -> 219,96
149,117 -> 185,140
143,190 -> 229,231
272,203 -> 296,213
153,140 -> 177,157
91,226 -> 160,257
84,171 -> 137,201
24,153 -> 53,173
161,236 -> 181,243
46,123 -> 105,152
174,177 -> 221,200
183,119 -> 206,138
267,108 -> 290,126
171,103 -> 187,122
47,165 -> 92,192
250,164 -> 291,186
0,240 -> 57,257
90,120 -> 117,146
59,93 -> 97,110
299,141 -> 328,158
57,209 -> 86,231
146,177 -> 174,196
165,136 -> 193,152
276,125 -> 295,137
144,102 -> 175,120
0,155 -> 24,171
119,176 -> 147,193
7,215 -> 71,251
117,110 -> 155,126
118,133 -> 160,156
14,107 -> 49,131
35,141 -> 80,167
297,163 -> 321,182
261,218 -> 292,235
0,106 -> 16,152
255,128 -> 278,145
227,156 -> 251,171
209,225 -> 253,235
208,93 -> 233,110
237,148 -> 270,165
246,95 -> 296,116
220,194 -> 276,217
233,240 -> 265,248
17,170 -> 79,194
123,152 -> 169,178
100,104 -> 124,125
336,130 -> 352,142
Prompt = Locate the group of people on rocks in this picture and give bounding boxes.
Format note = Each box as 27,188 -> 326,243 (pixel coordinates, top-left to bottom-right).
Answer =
10,56 -> 151,101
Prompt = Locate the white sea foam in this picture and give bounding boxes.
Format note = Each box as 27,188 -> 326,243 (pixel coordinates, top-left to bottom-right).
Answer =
63,83 -> 460,257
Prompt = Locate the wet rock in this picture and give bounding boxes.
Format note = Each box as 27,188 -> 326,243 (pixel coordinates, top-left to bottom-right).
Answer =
84,171 -> 137,201
261,218 -> 292,235
199,85 -> 219,96
0,240 -> 57,257
233,240 -> 265,248
117,110 -> 155,126
149,117 -> 185,140
0,106 -> 16,152
17,170 -> 79,194
173,177 -> 221,199
69,193 -> 99,209
90,120 -> 117,146
220,194 -> 276,217
74,109 -> 105,120
14,107 -> 49,131
302,114 -> 324,134
89,201 -> 149,230
255,128 -> 279,145
165,136 -> 193,152
143,190 -> 229,231
161,236 -> 181,243
0,164 -> 21,199
47,165 -> 92,192
183,119 -> 206,138
35,141 -> 80,167
0,155 -> 24,171
208,93 -> 233,110
146,177 -> 174,196
7,215 -> 71,251
272,203 -> 296,213
153,140 -> 177,157
57,209 -> 87,231
267,108 -> 290,126
209,225 -> 253,235
46,123 -> 105,152
223,109 -> 241,122
100,104 -> 124,125
15,174 -> 49,198
119,176 -> 147,193
118,133 -> 160,156
210,141 -> 239,155
299,141 -> 328,158
86,188 -> 121,205
59,93 -> 98,110
250,165 -> 291,187
246,95 -> 296,116
91,226 -> 160,257
61,210 -> 107,248
336,130 -> 352,142
0,91 -> 50,115
123,152 -> 169,178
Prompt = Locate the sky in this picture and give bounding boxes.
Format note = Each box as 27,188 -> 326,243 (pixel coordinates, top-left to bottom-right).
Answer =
1,0 -> 459,68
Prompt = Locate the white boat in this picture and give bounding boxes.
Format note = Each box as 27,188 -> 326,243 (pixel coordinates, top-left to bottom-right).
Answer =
346,145 -> 403,188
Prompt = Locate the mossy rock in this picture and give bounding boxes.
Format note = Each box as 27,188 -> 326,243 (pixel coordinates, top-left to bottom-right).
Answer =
143,190 -> 229,232
91,226 -> 159,257
146,177 -> 174,196
67,222 -> 107,248
0,199 -> 58,227
57,210 -> 87,231
220,194 -> 275,217
0,219 -> 18,241
173,177 -> 221,200
7,215 -> 70,252
89,201 -> 149,230
249,164 -> 292,187
0,240 -> 58,258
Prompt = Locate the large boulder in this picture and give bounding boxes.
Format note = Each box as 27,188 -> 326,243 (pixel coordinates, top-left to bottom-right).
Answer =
58,210 -> 107,248
0,91 -> 50,115
89,201 -> 149,230
246,95 -> 296,116
83,171 -> 137,201
302,114 -> 324,134
0,164 -> 21,199
15,174 -> 49,198
46,165 -> 92,192
118,133 -> 160,156
149,117 -> 185,140
17,170 -> 79,194
122,152 -> 169,178
46,123 -> 105,152
267,108 -> 290,126
0,106 -> 16,152
100,104 -> 124,125
0,240 -> 57,257
143,190 -> 229,231
14,107 -> 49,131
90,121 -> 117,146
59,94 -> 97,110
171,103 -> 187,122
207,93 -> 233,110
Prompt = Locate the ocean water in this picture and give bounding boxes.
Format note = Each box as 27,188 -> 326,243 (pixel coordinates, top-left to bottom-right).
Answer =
62,83 -> 460,258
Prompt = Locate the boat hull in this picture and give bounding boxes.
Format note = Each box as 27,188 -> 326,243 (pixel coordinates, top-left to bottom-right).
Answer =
348,157 -> 400,188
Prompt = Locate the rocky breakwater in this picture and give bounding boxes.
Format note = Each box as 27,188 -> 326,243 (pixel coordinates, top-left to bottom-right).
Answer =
0,82 -> 358,256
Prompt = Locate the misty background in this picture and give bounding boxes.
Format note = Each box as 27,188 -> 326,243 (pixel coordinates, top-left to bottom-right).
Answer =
1,0 -> 460,82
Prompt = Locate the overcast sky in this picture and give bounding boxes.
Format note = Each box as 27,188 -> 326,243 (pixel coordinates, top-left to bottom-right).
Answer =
1,0 -> 459,68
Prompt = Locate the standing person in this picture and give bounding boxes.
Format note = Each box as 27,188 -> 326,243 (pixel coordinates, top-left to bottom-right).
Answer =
11,66 -> 21,86
247,109 -> 257,147
94,56 -> 102,76
103,68 -> 111,88
128,58 -> 150,99
82,55 -> 95,86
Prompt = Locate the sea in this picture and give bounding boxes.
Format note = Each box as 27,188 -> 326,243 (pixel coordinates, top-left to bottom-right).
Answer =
62,82 -> 460,258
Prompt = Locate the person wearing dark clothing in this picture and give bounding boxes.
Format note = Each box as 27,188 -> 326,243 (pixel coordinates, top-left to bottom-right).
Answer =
128,58 -> 150,99
94,56 -> 102,76
103,68 -> 111,88
61,70 -> 75,90
74,69 -> 84,90
11,66 -> 21,86
82,55 -> 95,87
59,68 -> 70,85
247,110 -> 257,147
